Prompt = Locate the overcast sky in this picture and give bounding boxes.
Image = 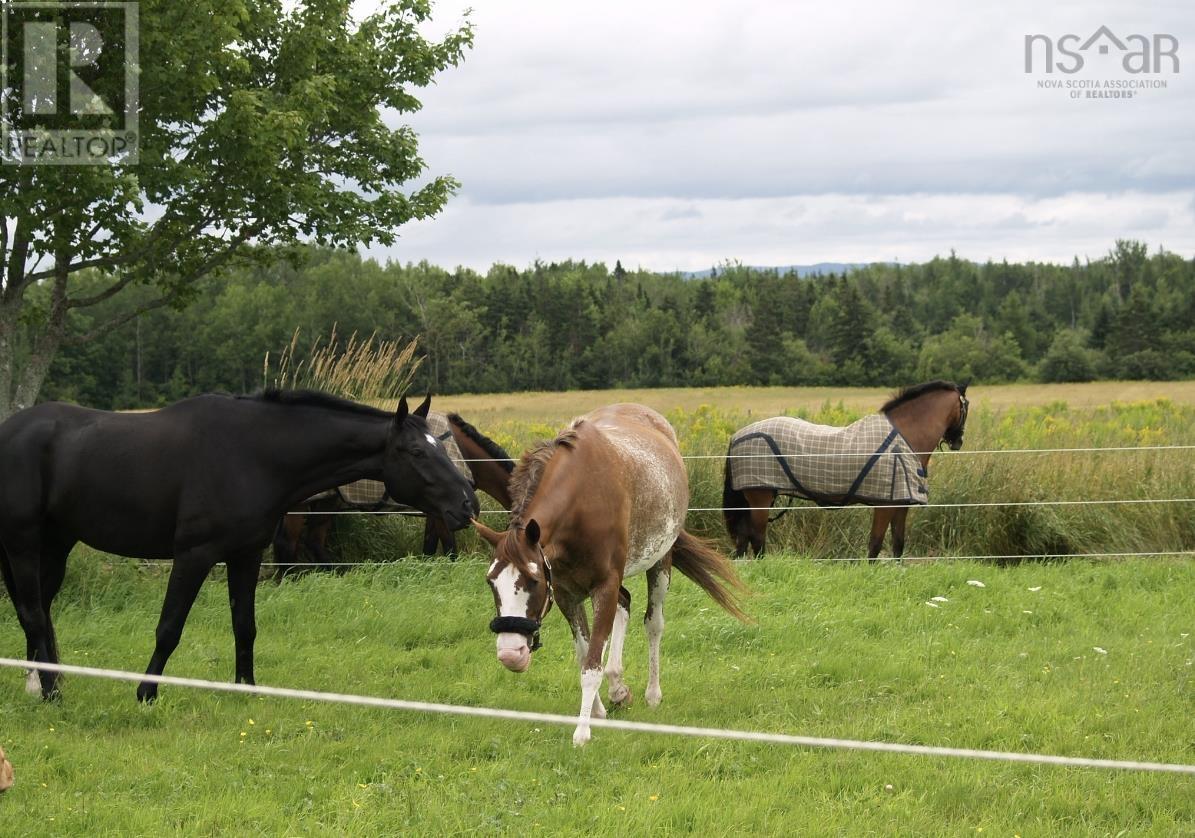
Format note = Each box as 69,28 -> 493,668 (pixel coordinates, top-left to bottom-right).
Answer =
363,1 -> 1195,272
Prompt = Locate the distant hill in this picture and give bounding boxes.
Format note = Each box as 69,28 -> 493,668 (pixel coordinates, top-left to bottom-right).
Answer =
680,262 -> 875,279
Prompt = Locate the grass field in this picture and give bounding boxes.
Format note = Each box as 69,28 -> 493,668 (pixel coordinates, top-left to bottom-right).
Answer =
1,555 -> 1194,835
2,382 -> 1194,834
347,381 -> 1195,562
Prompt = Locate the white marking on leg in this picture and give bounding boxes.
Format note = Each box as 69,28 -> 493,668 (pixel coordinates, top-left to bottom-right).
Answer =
25,668 -> 41,696
570,620 -> 589,665
573,667 -> 603,746
605,600 -> 631,707
645,569 -> 670,708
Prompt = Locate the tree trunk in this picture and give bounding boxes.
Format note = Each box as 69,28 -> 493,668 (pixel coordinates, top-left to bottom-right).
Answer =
0,263 -> 69,424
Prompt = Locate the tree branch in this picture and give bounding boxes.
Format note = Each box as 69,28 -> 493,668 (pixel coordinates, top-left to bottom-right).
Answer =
63,221 -> 264,345
63,294 -> 174,346
66,271 -> 139,309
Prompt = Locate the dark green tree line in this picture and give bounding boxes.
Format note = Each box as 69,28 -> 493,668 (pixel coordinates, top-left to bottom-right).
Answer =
38,241 -> 1195,408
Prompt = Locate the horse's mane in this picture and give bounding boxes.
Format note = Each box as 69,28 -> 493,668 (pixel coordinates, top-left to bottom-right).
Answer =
508,423 -> 581,519
447,413 -> 515,473
244,388 -> 392,419
880,380 -> 961,414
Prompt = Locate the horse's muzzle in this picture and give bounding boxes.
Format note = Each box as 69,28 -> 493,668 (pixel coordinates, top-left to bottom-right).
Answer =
497,641 -> 531,672
442,490 -> 477,529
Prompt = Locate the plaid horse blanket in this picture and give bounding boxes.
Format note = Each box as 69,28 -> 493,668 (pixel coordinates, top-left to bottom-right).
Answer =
727,413 -> 928,506
310,412 -> 470,508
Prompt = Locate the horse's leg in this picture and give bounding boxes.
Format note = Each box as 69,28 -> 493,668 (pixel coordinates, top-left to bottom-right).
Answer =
37,531 -> 74,678
644,559 -> 671,708
891,507 -> 910,559
557,595 -> 608,722
437,519 -> 459,560
745,489 -> 774,557
1,528 -> 65,699
867,507 -> 893,560
271,513 -> 304,581
573,580 -> 621,746
138,552 -> 216,703
305,515 -> 336,570
0,546 -> 38,695
227,552 -> 263,685
421,517 -> 439,556
604,586 -> 633,709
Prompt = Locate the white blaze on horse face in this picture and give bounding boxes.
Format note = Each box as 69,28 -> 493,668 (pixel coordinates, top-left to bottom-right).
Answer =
493,562 -> 532,672
425,433 -> 438,447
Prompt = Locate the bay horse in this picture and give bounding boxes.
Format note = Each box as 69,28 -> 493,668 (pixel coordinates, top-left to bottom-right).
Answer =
473,403 -> 748,746
723,380 -> 969,559
0,391 -> 476,701
272,412 -> 514,575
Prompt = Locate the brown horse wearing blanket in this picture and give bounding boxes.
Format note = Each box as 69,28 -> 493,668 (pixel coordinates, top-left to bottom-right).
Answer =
723,380 -> 969,559
473,403 -> 748,746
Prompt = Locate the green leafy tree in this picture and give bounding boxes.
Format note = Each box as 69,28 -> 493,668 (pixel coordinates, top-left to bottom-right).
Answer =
917,314 -> 1027,383
0,0 -> 471,419
1038,329 -> 1099,383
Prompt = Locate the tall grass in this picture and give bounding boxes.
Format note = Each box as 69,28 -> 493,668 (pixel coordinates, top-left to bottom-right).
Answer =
677,398 -> 1195,560
333,394 -> 1195,563
264,327 -> 421,404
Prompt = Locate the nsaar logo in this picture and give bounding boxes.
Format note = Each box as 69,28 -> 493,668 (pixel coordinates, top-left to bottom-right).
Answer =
1025,25 -> 1179,74
1025,25 -> 1179,100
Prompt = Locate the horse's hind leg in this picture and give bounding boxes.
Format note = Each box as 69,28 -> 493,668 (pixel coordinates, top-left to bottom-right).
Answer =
644,560 -> 671,708
0,532 -> 59,699
271,513 -> 304,581
138,552 -> 216,703
604,586 -> 632,709
38,532 -> 74,666
227,552 -> 263,685
890,507 -> 909,559
745,490 -> 774,557
867,508 -> 893,560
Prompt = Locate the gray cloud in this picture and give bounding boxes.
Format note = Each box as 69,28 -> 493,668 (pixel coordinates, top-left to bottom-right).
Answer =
360,0 -> 1194,268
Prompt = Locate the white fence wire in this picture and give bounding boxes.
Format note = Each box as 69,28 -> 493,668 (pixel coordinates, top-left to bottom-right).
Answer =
4,658 -> 1193,776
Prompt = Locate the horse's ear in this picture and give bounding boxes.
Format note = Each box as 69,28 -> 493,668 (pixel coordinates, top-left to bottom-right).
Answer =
472,519 -> 502,547
524,519 -> 540,546
414,394 -> 432,418
958,382 -> 969,397
393,396 -> 409,427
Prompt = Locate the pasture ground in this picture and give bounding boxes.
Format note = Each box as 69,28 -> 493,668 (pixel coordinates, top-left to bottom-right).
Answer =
0,555 -> 1192,835
1,382 -> 1193,834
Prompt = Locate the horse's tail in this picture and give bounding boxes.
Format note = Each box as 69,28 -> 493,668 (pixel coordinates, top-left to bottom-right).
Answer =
671,530 -> 751,622
722,457 -> 747,542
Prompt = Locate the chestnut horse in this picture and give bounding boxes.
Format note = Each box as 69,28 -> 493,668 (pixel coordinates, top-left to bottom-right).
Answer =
723,381 -> 969,559
0,391 -> 476,701
474,403 -> 747,746
273,413 -> 514,575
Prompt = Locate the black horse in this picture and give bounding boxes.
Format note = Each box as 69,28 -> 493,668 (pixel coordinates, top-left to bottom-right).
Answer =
0,390 -> 477,701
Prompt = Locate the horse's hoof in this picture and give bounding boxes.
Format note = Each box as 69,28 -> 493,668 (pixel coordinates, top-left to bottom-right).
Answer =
24,669 -> 41,697
608,683 -> 633,709
646,687 -> 663,708
572,726 -> 592,747
136,683 -> 158,704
